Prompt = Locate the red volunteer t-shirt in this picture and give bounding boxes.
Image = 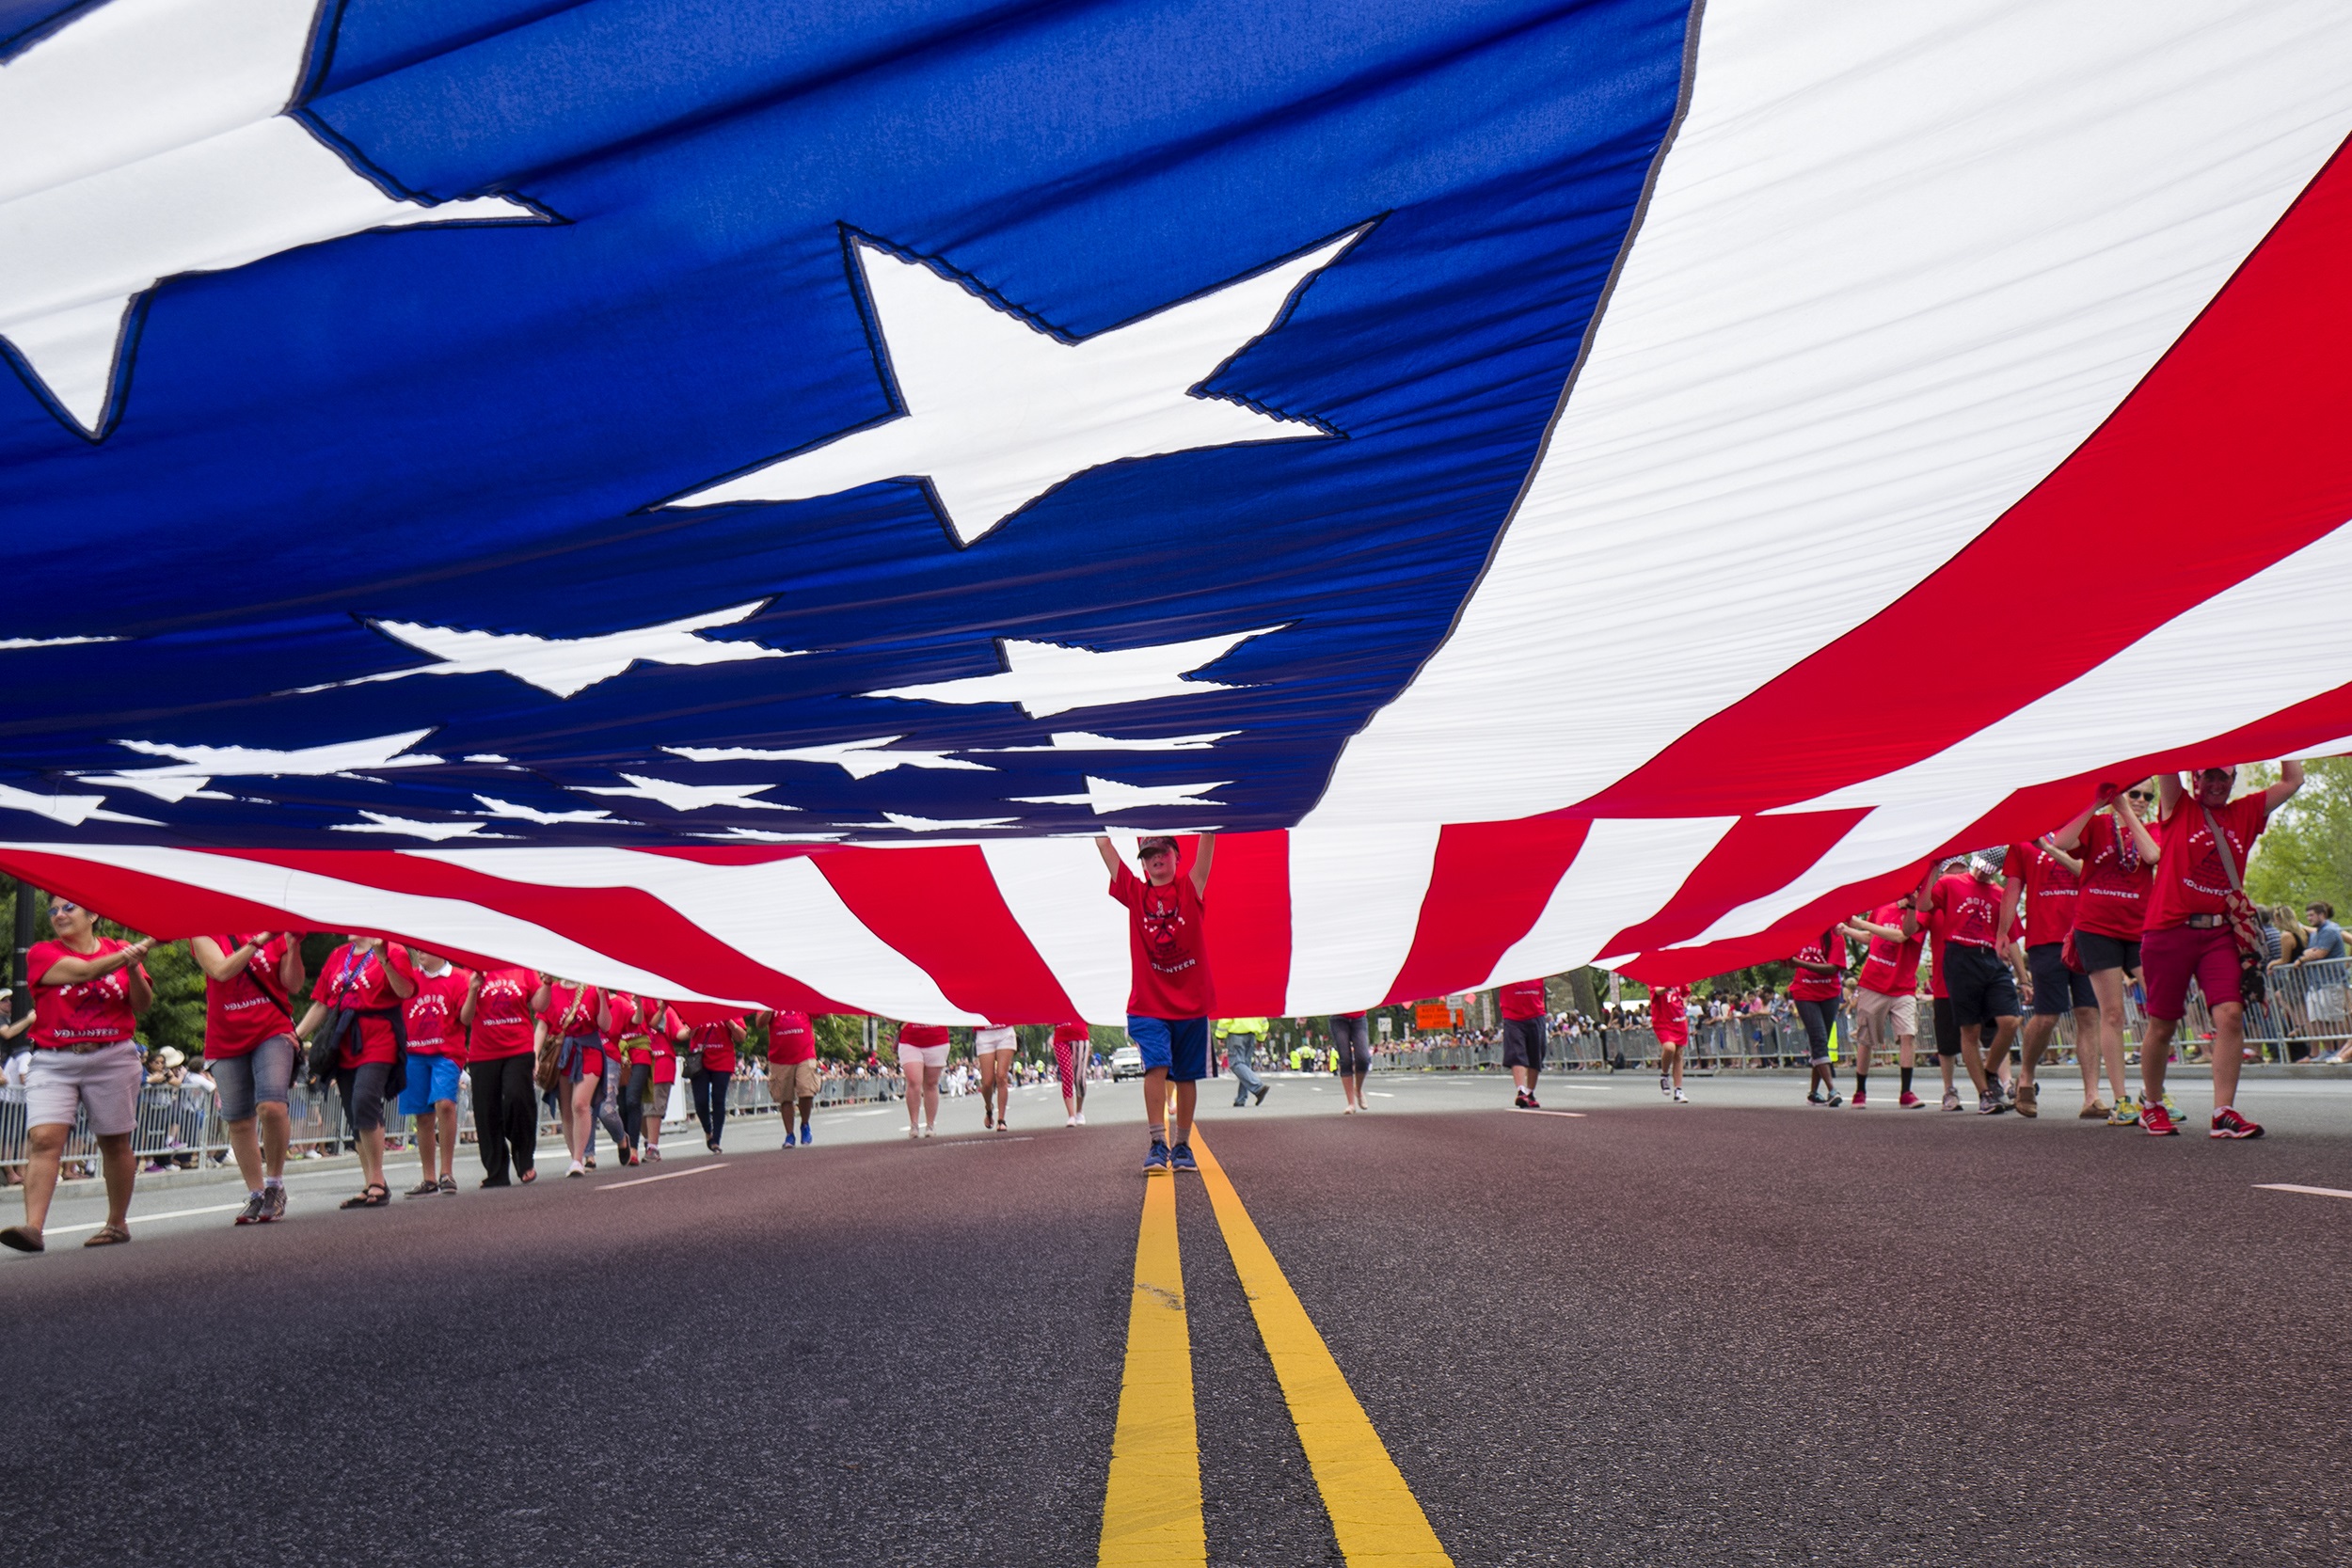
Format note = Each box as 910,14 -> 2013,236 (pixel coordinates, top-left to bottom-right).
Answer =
28,938 -> 145,1050
310,942 -> 416,1067
1650,984 -> 1689,1044
2007,842 -> 2081,948
602,990 -> 641,1054
2074,813 -> 2155,939
467,966 -> 539,1061
690,1018 -> 740,1073
2146,794 -> 2268,932
1498,979 -> 1547,1021
1922,873 -> 2002,950
403,968 -> 471,1057
770,1009 -> 816,1065
1111,865 -> 1214,1018
202,933 -> 293,1058
1856,903 -> 1923,997
539,982 -> 603,1042
1788,931 -> 1843,1002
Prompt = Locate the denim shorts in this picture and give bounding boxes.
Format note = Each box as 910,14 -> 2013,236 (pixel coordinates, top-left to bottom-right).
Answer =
211,1033 -> 296,1121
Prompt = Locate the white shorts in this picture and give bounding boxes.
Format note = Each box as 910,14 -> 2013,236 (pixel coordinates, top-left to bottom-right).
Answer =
974,1026 -> 1015,1055
24,1042 -> 143,1136
900,1044 -> 948,1070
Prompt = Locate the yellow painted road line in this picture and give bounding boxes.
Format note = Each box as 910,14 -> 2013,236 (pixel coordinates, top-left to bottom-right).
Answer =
1099,1172 -> 1205,1566
1190,1132 -> 1454,1567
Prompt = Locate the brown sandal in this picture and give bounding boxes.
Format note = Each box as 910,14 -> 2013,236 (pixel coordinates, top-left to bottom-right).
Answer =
82,1223 -> 131,1247
340,1184 -> 391,1210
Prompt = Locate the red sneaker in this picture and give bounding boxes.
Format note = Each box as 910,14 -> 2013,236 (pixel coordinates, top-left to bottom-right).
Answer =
1851,1088 -> 1867,1106
1898,1090 -> 1921,1108
2140,1100 -> 2180,1136
2210,1108 -> 2265,1140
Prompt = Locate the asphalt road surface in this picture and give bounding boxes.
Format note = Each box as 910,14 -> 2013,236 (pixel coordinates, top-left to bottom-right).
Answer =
5,1070 -> 2350,1566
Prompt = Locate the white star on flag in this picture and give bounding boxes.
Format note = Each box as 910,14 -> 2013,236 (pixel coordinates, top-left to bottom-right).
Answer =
330,812 -> 506,842
0,0 -> 543,436
471,796 -> 618,826
668,228 -> 1365,545
841,811 -> 1019,833
575,774 -> 797,813
664,736 -> 989,779
81,730 -> 441,801
982,730 -> 1237,752
1014,776 -> 1232,815
0,780 -> 158,826
292,602 -> 799,700
865,627 -> 1278,719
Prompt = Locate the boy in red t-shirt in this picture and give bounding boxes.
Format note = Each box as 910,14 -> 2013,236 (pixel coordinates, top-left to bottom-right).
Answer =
1095,832 -> 1216,1174
2139,761 -> 2303,1138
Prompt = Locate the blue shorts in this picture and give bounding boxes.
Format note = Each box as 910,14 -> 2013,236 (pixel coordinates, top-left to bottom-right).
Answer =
1126,1017 -> 1210,1083
396,1053 -> 464,1115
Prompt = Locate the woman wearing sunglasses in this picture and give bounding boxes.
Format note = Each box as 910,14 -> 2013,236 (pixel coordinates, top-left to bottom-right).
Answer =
2053,782 -> 2162,1125
0,898 -> 153,1253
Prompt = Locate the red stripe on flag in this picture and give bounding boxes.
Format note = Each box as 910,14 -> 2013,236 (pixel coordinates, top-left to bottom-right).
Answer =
1581,136 -> 2352,817
815,845 -> 1076,1024
1201,831 -> 1291,1017
1598,809 -> 1871,958
1383,816 -> 1590,1002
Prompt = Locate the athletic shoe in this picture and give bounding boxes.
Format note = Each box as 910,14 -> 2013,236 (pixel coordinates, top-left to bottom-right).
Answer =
261,1185 -> 287,1221
2080,1101 -> 2110,1120
1977,1090 -> 1999,1115
1523,1093 -> 1541,1109
1067,1114 -> 1078,1127
2107,1098 -> 2140,1127
1672,1087 -> 1688,1103
2160,1093 -> 2184,1122
1851,1088 -> 1867,1107
800,1124 -> 813,1146
1514,1091 -> 1532,1110
1075,1112 -> 1088,1125
566,1162 -> 586,1178
1942,1089 -> 1963,1112
1899,1089 -> 1922,1108
234,1192 -> 267,1226
1143,1141 -> 1171,1174
2015,1083 -> 2038,1119
2140,1100 -> 2180,1136
1824,1090 -> 1844,1107
2210,1108 -> 2265,1140
782,1132 -> 796,1150
1661,1073 -> 1671,1096
1252,1085 -> 1268,1105
438,1175 -> 457,1196
1807,1090 -> 1826,1105
1170,1143 -> 1199,1173
906,1126 -> 920,1138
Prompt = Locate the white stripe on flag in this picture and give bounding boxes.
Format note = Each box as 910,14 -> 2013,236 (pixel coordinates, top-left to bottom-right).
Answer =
981,838 -> 1132,1025
1490,816 -> 1737,982
1284,824 -> 1441,1016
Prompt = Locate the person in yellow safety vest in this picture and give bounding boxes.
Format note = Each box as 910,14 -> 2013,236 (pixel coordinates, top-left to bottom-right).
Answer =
1214,1018 -> 1272,1108
1290,1042 -> 1308,1071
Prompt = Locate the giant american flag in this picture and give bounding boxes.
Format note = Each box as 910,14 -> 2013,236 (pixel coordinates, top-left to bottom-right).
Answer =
3,0 -> 2350,1018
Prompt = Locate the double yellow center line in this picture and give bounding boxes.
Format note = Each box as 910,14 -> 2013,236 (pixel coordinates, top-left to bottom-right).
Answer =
1098,1131 -> 1454,1567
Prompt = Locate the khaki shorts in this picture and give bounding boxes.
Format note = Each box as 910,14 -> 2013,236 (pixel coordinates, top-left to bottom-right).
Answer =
1851,989 -> 1916,1051
769,1057 -> 819,1099
24,1042 -> 143,1135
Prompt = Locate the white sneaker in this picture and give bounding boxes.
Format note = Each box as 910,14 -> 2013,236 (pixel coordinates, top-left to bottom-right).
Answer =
1673,1087 -> 1688,1103
905,1126 -> 920,1139
1075,1112 -> 1087,1126
1066,1114 -> 1077,1127
565,1160 -> 586,1178
922,1124 -> 935,1138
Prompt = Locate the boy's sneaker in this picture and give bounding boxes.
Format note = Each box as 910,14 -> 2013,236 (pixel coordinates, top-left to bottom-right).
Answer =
1942,1089 -> 1963,1111
2106,1098 -> 2140,1127
2210,1108 -> 2265,1140
800,1124 -> 813,1145
1672,1086 -> 1688,1103
1824,1090 -> 1843,1107
1513,1091 -> 1532,1110
1851,1087 -> 1867,1107
1899,1089 -> 1921,1108
2140,1101 -> 2179,1136
1143,1141 -> 1171,1174
1170,1143 -> 1199,1173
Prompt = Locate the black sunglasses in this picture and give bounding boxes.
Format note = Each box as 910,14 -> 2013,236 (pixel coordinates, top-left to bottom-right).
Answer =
2125,790 -> 2153,802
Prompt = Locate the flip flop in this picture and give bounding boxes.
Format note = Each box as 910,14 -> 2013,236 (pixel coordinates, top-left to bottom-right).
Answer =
82,1223 -> 131,1247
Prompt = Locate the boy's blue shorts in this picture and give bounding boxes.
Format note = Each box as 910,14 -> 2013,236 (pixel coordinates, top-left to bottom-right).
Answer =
1126,1016 -> 1209,1082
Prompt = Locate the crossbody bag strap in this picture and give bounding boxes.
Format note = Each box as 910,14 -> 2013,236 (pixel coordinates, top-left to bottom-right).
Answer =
2199,804 -> 2247,892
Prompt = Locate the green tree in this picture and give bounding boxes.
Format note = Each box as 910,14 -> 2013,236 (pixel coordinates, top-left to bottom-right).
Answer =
2247,757 -> 2352,911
